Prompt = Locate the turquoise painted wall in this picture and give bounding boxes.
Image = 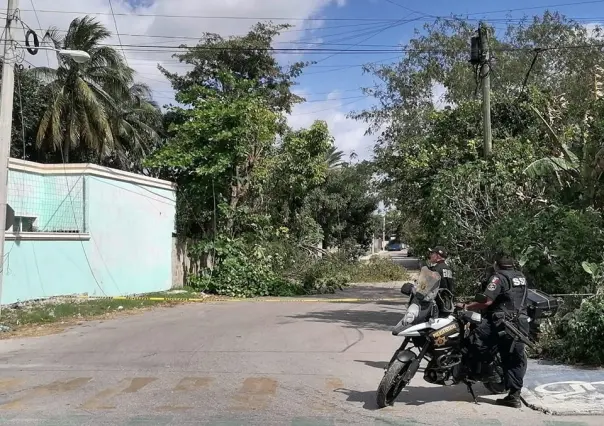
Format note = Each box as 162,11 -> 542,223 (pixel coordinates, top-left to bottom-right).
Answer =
2,168 -> 176,304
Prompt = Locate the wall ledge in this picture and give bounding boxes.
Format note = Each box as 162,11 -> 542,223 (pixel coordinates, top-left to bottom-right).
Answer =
8,158 -> 176,191
5,232 -> 91,241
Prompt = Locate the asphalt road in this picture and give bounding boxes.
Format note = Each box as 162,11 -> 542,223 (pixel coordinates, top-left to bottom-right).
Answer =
382,250 -> 422,270
0,285 -> 601,426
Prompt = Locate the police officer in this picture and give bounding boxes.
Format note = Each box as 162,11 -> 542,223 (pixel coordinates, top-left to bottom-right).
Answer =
428,246 -> 455,315
460,254 -> 530,408
428,246 -> 455,295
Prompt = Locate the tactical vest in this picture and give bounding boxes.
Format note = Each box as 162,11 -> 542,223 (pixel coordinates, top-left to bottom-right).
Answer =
487,269 -> 528,315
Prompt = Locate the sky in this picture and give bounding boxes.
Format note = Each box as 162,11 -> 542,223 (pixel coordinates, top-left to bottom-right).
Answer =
11,0 -> 604,160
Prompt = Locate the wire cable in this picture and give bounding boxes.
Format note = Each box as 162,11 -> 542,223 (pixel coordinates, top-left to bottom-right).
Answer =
108,0 -> 128,66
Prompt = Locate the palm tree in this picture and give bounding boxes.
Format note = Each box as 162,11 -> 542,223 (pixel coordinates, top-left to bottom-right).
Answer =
107,83 -> 163,172
325,145 -> 345,169
32,16 -> 133,162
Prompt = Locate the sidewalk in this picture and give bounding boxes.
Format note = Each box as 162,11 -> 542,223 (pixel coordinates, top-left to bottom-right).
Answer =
522,359 -> 604,415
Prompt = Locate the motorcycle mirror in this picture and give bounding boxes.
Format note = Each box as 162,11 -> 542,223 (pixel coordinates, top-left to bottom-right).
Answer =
474,293 -> 488,304
400,283 -> 414,296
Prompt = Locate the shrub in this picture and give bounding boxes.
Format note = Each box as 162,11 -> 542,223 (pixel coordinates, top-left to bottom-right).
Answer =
351,257 -> 411,282
537,295 -> 604,366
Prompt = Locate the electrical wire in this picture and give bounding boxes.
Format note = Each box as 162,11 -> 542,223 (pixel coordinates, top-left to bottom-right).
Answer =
107,0 -> 128,66
27,0 -> 50,66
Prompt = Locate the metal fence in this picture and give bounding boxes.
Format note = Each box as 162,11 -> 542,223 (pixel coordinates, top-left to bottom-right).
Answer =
7,170 -> 86,233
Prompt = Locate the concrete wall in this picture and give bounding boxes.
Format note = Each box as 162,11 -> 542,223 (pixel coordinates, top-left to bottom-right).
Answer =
2,159 -> 176,304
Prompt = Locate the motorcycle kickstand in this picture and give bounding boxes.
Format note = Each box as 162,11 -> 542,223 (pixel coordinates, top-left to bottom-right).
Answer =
463,380 -> 478,404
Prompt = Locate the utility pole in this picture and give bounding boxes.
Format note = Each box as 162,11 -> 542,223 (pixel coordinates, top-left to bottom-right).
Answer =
479,21 -> 492,158
382,212 -> 386,250
0,0 -> 18,314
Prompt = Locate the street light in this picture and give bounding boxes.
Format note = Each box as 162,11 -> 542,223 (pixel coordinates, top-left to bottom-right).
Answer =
33,46 -> 91,64
0,0 -> 90,314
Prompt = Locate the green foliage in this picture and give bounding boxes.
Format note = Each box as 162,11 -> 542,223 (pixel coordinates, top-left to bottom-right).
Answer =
487,207 -> 604,294
538,295 -> 604,366
188,237 -> 292,298
351,257 -> 410,283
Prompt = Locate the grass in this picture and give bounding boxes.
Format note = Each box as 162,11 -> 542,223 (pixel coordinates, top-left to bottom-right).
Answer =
0,286 -> 204,338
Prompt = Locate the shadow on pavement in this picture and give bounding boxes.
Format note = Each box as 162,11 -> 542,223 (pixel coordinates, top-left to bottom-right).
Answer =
355,360 -> 389,370
334,385 -> 496,411
285,307 -> 404,331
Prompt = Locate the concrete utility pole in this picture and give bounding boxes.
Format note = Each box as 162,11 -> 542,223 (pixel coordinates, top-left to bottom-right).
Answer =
0,0 -> 19,314
479,21 -> 492,158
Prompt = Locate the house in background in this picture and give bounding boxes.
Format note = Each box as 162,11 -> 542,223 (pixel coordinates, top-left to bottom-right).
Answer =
2,158 -> 176,305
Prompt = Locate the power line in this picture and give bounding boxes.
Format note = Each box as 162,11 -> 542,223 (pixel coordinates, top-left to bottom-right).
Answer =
80,41 -> 604,54
18,9 -> 406,22
107,0 -> 128,66
27,0 -> 50,66
465,0 -> 604,17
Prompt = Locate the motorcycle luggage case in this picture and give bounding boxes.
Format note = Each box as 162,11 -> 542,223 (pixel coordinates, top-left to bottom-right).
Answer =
526,288 -> 559,319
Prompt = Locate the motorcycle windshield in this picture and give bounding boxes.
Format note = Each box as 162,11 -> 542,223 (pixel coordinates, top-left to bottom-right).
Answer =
413,266 -> 441,303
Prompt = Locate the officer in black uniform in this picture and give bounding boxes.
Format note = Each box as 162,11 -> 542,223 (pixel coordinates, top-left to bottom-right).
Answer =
428,246 -> 455,295
428,246 -> 455,315
460,254 -> 530,408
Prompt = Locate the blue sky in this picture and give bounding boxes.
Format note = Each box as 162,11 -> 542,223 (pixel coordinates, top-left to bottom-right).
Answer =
286,0 -> 604,157
18,0 -> 604,158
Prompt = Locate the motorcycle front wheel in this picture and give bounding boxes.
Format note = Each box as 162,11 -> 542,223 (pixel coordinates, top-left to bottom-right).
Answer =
376,359 -> 410,408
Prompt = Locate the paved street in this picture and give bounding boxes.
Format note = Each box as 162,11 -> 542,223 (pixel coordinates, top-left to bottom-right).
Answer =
0,285 -> 601,425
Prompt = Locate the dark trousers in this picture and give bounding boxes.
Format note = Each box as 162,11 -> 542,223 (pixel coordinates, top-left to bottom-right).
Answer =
473,318 -> 527,393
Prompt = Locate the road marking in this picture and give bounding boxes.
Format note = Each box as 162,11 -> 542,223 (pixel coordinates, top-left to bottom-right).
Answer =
533,380 -> 604,400
231,377 -> 278,411
0,378 -> 22,391
157,377 -> 214,411
67,295 -> 402,303
80,377 -> 157,409
0,377 -> 91,410
544,422 -> 590,426
311,377 -> 343,412
457,420 -> 502,426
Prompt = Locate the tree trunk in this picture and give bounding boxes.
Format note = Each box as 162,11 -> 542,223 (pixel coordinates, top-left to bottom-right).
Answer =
62,137 -> 70,163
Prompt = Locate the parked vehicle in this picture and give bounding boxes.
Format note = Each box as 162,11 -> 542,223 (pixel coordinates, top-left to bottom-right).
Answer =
375,267 -> 536,408
386,241 -> 403,251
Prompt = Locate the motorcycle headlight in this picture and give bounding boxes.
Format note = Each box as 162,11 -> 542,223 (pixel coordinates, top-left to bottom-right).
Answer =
404,304 -> 419,325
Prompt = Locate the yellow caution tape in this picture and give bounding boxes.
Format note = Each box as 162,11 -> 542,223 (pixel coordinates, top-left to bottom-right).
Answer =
64,295 -> 402,303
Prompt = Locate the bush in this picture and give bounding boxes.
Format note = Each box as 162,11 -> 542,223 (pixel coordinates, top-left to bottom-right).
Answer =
486,206 -> 604,294
537,295 -> 604,366
188,237 -> 295,298
299,255 -> 352,294
351,257 -> 410,282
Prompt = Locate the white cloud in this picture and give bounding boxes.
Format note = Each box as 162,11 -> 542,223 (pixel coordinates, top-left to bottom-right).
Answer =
14,0 -> 347,106
13,1 -> 373,160
288,90 -> 374,160
431,81 -> 451,110
583,22 -> 603,39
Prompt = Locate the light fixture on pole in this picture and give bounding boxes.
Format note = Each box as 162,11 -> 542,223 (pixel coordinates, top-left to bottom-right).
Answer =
0,0 -> 90,314
34,46 -> 91,64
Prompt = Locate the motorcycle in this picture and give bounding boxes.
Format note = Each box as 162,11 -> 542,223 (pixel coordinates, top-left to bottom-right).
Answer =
376,267 -> 511,408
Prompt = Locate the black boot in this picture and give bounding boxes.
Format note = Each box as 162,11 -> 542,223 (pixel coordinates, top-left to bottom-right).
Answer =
496,391 -> 522,408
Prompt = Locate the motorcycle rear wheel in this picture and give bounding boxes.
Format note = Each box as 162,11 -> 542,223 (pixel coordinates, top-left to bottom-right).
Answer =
376,359 -> 410,408
483,380 -> 507,394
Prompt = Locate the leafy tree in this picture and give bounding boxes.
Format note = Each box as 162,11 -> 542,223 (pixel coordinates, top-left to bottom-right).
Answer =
146,74 -> 281,237
160,22 -> 305,116
8,67 -> 51,161
305,161 -> 378,249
